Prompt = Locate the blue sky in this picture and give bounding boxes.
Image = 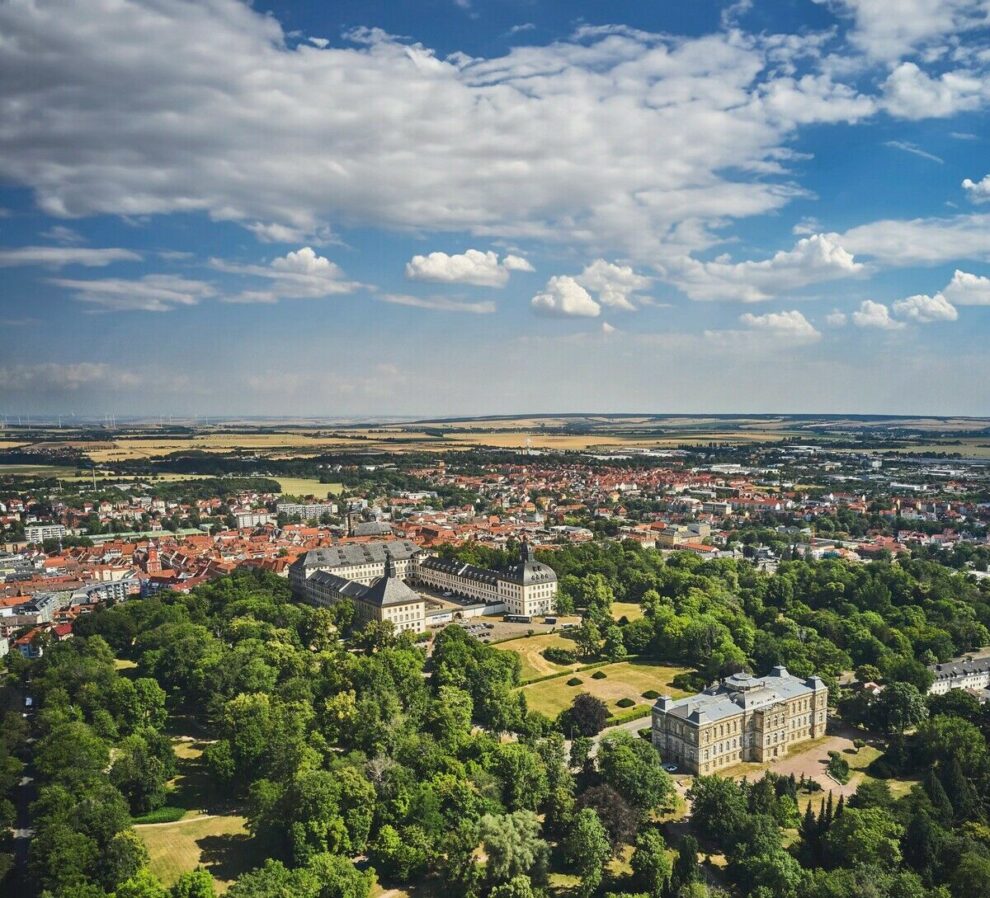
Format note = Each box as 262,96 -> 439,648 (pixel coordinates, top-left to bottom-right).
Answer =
1,0 -> 989,417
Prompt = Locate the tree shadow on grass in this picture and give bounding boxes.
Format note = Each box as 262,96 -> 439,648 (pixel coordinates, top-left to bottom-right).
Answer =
197,832 -> 257,884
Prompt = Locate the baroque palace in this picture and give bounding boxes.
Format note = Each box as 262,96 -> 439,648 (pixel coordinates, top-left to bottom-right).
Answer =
289,540 -> 558,633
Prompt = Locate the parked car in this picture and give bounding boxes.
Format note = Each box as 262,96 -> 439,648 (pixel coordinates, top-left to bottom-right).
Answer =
663,763 -> 678,773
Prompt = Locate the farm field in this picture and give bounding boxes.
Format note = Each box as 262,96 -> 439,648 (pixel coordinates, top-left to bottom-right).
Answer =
519,659 -> 693,718
274,477 -> 344,497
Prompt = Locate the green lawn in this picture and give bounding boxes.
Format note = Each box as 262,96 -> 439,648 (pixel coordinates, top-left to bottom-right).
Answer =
494,632 -> 583,681
138,813 -> 252,892
519,659 -> 693,718
612,602 -> 644,622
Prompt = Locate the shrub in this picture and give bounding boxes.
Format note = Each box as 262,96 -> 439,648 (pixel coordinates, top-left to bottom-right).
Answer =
591,670 -> 607,680
637,727 -> 653,740
641,690 -> 660,700
616,698 -> 636,708
567,677 -> 583,687
853,738 -> 865,750
544,647 -> 579,665
827,750 -> 850,784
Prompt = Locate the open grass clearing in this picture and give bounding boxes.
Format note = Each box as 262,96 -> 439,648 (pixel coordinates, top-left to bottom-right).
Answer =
612,601 -> 644,622
493,632 -> 583,681
520,659 -> 693,718
138,813 -> 252,892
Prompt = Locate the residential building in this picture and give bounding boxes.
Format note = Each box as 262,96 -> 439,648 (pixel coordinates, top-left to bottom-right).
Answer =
25,524 -> 67,543
276,501 -> 338,520
652,667 -> 828,775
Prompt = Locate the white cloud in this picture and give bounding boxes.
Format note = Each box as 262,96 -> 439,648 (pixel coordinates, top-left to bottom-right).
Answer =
882,62 -> 986,120
942,269 -> 990,305
0,245 -> 140,267
575,260 -> 651,311
674,233 -> 862,302
892,292 -> 958,322
826,310 -> 848,326
738,309 -> 821,341
40,225 -> 85,245
601,321 -> 617,335
0,1 -> 876,261
531,276 -> 601,317
962,174 -> 990,202
405,249 -> 532,287
377,293 -> 496,314
852,299 -> 904,329
213,247 -> 362,303
827,0 -> 990,62
831,214 -> 990,265
50,274 -> 216,312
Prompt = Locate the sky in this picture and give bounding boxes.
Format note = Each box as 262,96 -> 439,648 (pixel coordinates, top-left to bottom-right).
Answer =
1,0 -> 989,419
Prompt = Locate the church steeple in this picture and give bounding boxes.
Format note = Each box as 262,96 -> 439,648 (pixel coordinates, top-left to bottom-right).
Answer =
520,538 -> 532,563
384,553 -> 399,579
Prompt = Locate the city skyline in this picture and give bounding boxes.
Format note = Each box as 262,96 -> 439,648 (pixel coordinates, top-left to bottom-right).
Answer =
2,0 -> 990,416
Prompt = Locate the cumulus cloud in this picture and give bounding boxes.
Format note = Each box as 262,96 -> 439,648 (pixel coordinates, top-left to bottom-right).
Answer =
674,233 -> 862,302
405,249 -> 533,287
0,246 -> 140,267
50,274 -> 215,312
831,214 -> 990,265
827,0 -> 990,62
0,0 -> 877,261
882,63 -> 986,120
942,269 -> 990,305
377,293 -> 496,314
213,247 -> 362,303
892,292 -> 958,322
962,174 -> 990,202
738,309 -> 821,341
852,299 -> 904,329
826,310 -> 848,326
575,260 -> 652,311
531,276 -> 601,317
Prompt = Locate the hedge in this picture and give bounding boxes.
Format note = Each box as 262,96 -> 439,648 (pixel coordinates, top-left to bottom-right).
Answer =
616,697 -> 636,708
591,670 -> 607,680
566,677 -> 583,687
606,705 -> 652,726
131,805 -> 187,824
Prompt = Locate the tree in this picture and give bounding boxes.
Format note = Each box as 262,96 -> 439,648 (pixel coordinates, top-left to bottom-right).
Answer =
671,835 -> 700,893
869,683 -> 927,736
631,829 -> 671,898
479,811 -> 549,888
170,869 -> 216,898
494,743 -> 550,812
848,777 -> 892,811
950,851 -> 990,898
101,830 -> 150,889
563,809 -> 611,898
597,732 -> 673,816
576,784 -> 638,852
824,806 -> 903,869
489,876 -> 539,898
370,824 -> 430,881
686,777 -> 748,848
115,869 -> 169,898
567,694 -> 609,737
